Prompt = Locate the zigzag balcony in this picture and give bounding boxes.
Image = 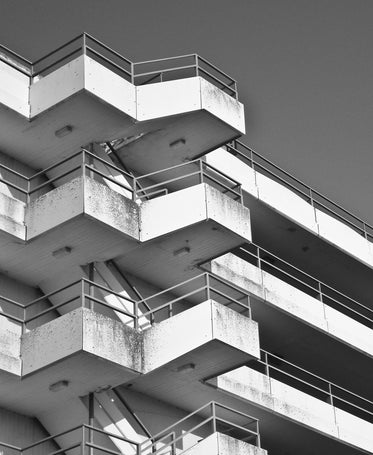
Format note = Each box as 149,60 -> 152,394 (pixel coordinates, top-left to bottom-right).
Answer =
0,33 -> 245,173
0,402 -> 265,455
0,149 -> 250,287
0,273 -> 259,415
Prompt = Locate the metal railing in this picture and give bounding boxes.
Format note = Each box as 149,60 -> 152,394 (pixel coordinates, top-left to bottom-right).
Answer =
140,401 -> 261,455
0,148 -> 135,203
236,243 -> 373,329
225,140 -> 373,241
0,271 -> 251,332
0,151 -> 243,204
134,159 -> 243,203
0,33 -> 238,98
251,349 -> 373,424
0,424 -> 139,455
0,404 -> 260,455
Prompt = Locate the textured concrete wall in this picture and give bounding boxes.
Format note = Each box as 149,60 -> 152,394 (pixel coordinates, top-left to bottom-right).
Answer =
183,433 -> 266,455
211,253 -> 373,358
215,366 -> 373,453
142,300 -> 259,373
0,192 -> 25,239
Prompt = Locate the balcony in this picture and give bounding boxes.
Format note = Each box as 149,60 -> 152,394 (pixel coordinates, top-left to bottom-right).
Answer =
0,150 -> 251,287
209,245 -> 373,400
0,402 -> 266,455
0,273 -> 259,415
0,34 -> 245,172
209,351 -> 373,454
206,141 -> 373,311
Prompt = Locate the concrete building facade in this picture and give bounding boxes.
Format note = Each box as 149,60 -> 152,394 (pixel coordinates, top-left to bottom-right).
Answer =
0,33 -> 371,455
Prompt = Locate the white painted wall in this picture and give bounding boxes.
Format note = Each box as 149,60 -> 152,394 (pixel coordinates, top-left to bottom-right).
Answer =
211,253 -> 373,358
0,61 -> 29,117
206,148 -> 373,269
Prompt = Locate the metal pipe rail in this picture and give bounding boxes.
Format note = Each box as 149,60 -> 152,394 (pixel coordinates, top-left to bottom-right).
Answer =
0,33 -> 238,98
140,401 -> 261,455
134,159 -> 243,203
0,423 -> 140,454
236,243 -> 373,329
0,271 -> 251,332
225,139 -> 373,241
252,349 -> 373,424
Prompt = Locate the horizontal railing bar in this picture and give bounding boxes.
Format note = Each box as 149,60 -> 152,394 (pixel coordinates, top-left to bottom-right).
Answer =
198,67 -> 236,95
240,244 -> 373,320
86,46 -> 132,78
84,33 -> 132,65
261,350 -> 373,408
214,402 -> 259,422
0,44 -> 33,65
22,424 -> 83,450
136,159 -> 200,180
33,48 -> 82,77
203,161 -> 242,186
83,424 -> 139,445
84,294 -> 136,320
25,296 -> 80,323
0,57 -> 31,76
135,64 -> 196,80
30,150 -> 83,180
85,166 -> 134,193
85,442 -> 126,455
25,279 -> 81,307
29,165 -> 81,194
203,173 -> 241,198
0,177 -> 28,195
0,162 -> 30,180
134,53 -> 196,67
197,55 -> 236,84
80,149 -> 134,178
215,417 -> 258,437
32,33 -> 83,65
230,140 -> 372,234
83,278 -> 136,304
136,171 -> 201,194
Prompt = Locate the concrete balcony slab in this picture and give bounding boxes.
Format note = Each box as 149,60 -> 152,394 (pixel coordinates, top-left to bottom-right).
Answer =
0,56 -> 244,173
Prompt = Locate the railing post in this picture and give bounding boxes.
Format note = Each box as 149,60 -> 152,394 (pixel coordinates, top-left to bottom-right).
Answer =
211,402 -> 217,433
131,61 -> 135,84
264,351 -> 270,377
81,279 -> 86,309
88,263 -> 94,311
206,274 -> 211,301
88,392 -> 94,455
318,282 -> 323,302
309,188 -> 314,207
133,177 -> 137,201
27,177 -> 31,206
81,425 -> 86,455
328,383 -> 334,407
257,246 -> 261,269
256,421 -> 261,448
134,301 -> 139,330
195,54 -> 199,77
363,222 -> 368,240
199,160 -> 204,184
82,33 -> 87,56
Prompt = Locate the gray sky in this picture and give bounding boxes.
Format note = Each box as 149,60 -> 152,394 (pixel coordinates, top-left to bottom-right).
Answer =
0,0 -> 372,222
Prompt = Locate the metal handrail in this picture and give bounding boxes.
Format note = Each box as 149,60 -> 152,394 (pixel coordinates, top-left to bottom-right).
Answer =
134,159 -> 243,203
254,349 -> 373,423
236,243 -> 373,328
226,140 -> 373,240
0,33 -> 238,97
0,270 -> 251,331
140,401 -> 260,454
1,423 -> 140,454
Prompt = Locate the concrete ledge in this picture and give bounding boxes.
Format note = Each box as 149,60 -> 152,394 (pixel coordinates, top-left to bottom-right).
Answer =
142,300 -> 259,373
21,307 -> 142,376
213,367 -> 373,454
211,253 -> 373,358
183,433 -> 266,455
140,183 -> 251,243
206,148 -> 373,270
26,176 -> 140,240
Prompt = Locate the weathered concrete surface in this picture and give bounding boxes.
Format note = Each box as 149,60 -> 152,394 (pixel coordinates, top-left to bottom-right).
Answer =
142,300 -> 259,373
0,317 -> 22,375
211,253 -> 373,358
26,176 -> 140,240
140,183 -> 251,243
21,307 -> 142,375
0,192 -> 25,239
214,366 -> 373,454
84,178 -> 139,239
183,433 -> 266,455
